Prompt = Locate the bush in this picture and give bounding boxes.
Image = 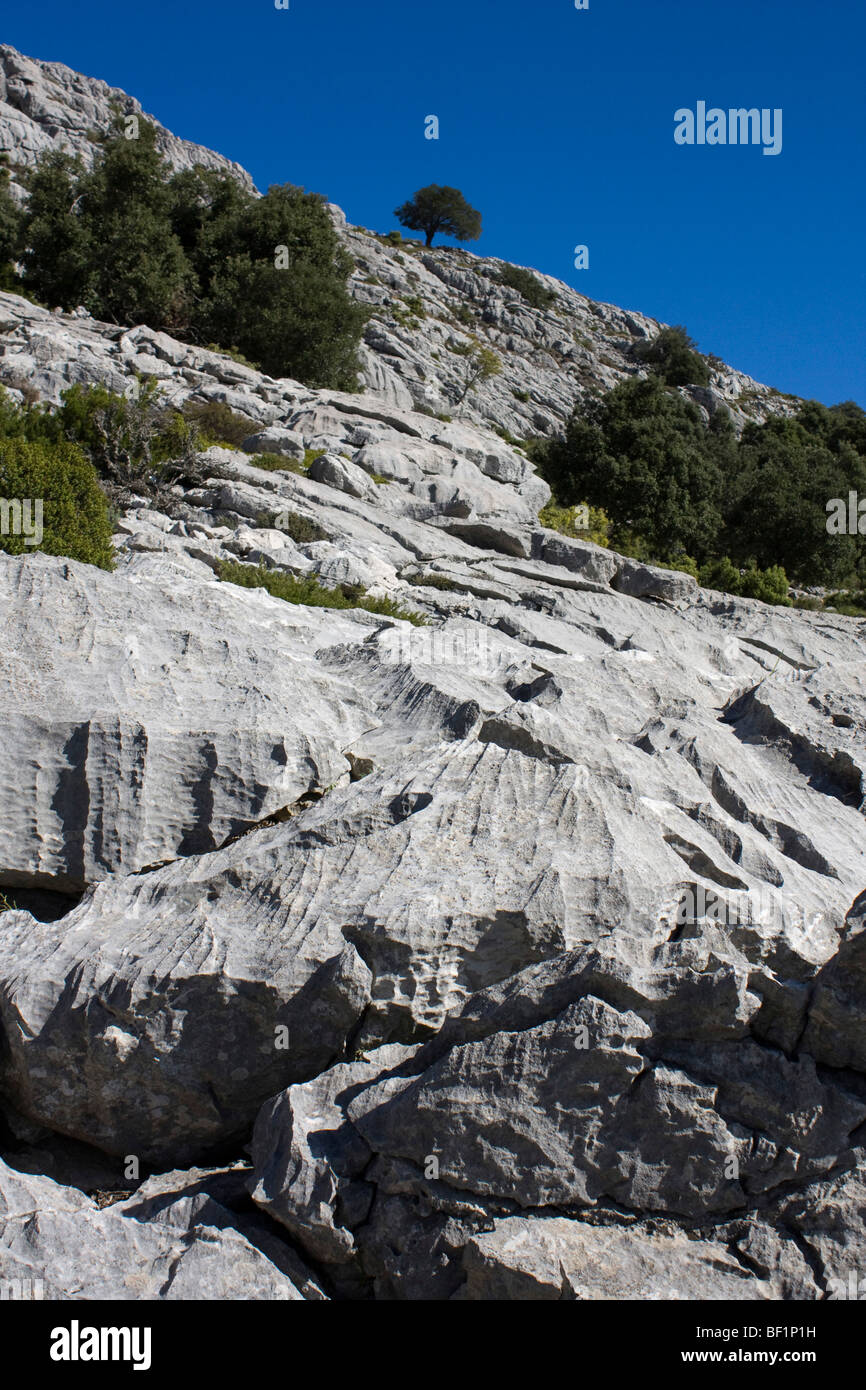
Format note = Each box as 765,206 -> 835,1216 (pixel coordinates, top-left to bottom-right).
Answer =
698,557 -> 791,606
268,510 -> 329,544
539,501 -> 611,546
453,337 -> 503,405
402,294 -> 426,319
190,181 -> 368,389
738,564 -> 791,605
0,159 -> 22,290
634,325 -> 710,387
181,399 -> 258,448
0,436 -> 114,569
41,380 -> 205,506
546,375 -> 730,561
723,401 -> 866,587
409,573 -> 459,591
659,553 -> 700,580
19,123 -> 368,391
497,264 -> 557,310
219,561 -> 428,624
825,590 -> 866,616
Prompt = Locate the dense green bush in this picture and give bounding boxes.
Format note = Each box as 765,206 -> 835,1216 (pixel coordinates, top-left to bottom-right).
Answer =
539,375 -> 865,604
723,401 -> 866,586
699,557 -> 791,605
545,375 -> 731,560
634,325 -> 710,387
497,264 -> 557,310
0,159 -> 23,291
0,436 -> 114,569
538,501 -> 611,546
18,121 -> 367,390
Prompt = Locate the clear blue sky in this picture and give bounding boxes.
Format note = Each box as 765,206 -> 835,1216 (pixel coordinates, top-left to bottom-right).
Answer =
5,0 -> 865,406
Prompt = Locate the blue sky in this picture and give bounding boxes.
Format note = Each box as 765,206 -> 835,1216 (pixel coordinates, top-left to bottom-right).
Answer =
5,0 -> 865,405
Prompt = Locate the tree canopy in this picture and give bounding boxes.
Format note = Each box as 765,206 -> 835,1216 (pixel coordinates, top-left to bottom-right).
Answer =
394,185 -> 482,248
17,120 -> 367,390
634,325 -> 710,387
542,375 -> 866,592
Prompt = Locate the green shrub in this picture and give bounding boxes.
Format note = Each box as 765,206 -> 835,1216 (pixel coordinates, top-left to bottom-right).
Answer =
497,264 -> 557,310
0,159 -> 22,291
402,294 -> 426,319
453,338 -> 503,405
539,501 -> 611,546
634,325 -> 710,387
219,561 -> 428,624
0,436 -> 114,569
737,563 -> 791,606
269,510 -> 329,544
723,401 -> 866,587
37,380 -> 205,506
204,344 -> 260,370
248,452 -> 303,473
248,448 -> 322,477
546,375 -> 730,561
822,590 -> 866,616
698,557 -> 791,606
20,123 -> 367,391
658,553 -> 700,580
181,399 -> 258,448
698,556 -> 745,594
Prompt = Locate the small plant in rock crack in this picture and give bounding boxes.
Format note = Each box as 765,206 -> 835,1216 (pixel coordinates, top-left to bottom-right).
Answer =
266,510 -> 330,543
452,337 -> 503,406
219,562 -> 430,625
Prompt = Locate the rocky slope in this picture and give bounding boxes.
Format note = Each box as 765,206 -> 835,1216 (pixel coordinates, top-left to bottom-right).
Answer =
0,44 -> 255,197
0,42 -> 797,437
0,51 -> 864,1303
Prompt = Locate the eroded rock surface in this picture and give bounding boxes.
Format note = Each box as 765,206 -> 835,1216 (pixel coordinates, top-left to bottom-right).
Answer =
0,52 -> 863,1302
